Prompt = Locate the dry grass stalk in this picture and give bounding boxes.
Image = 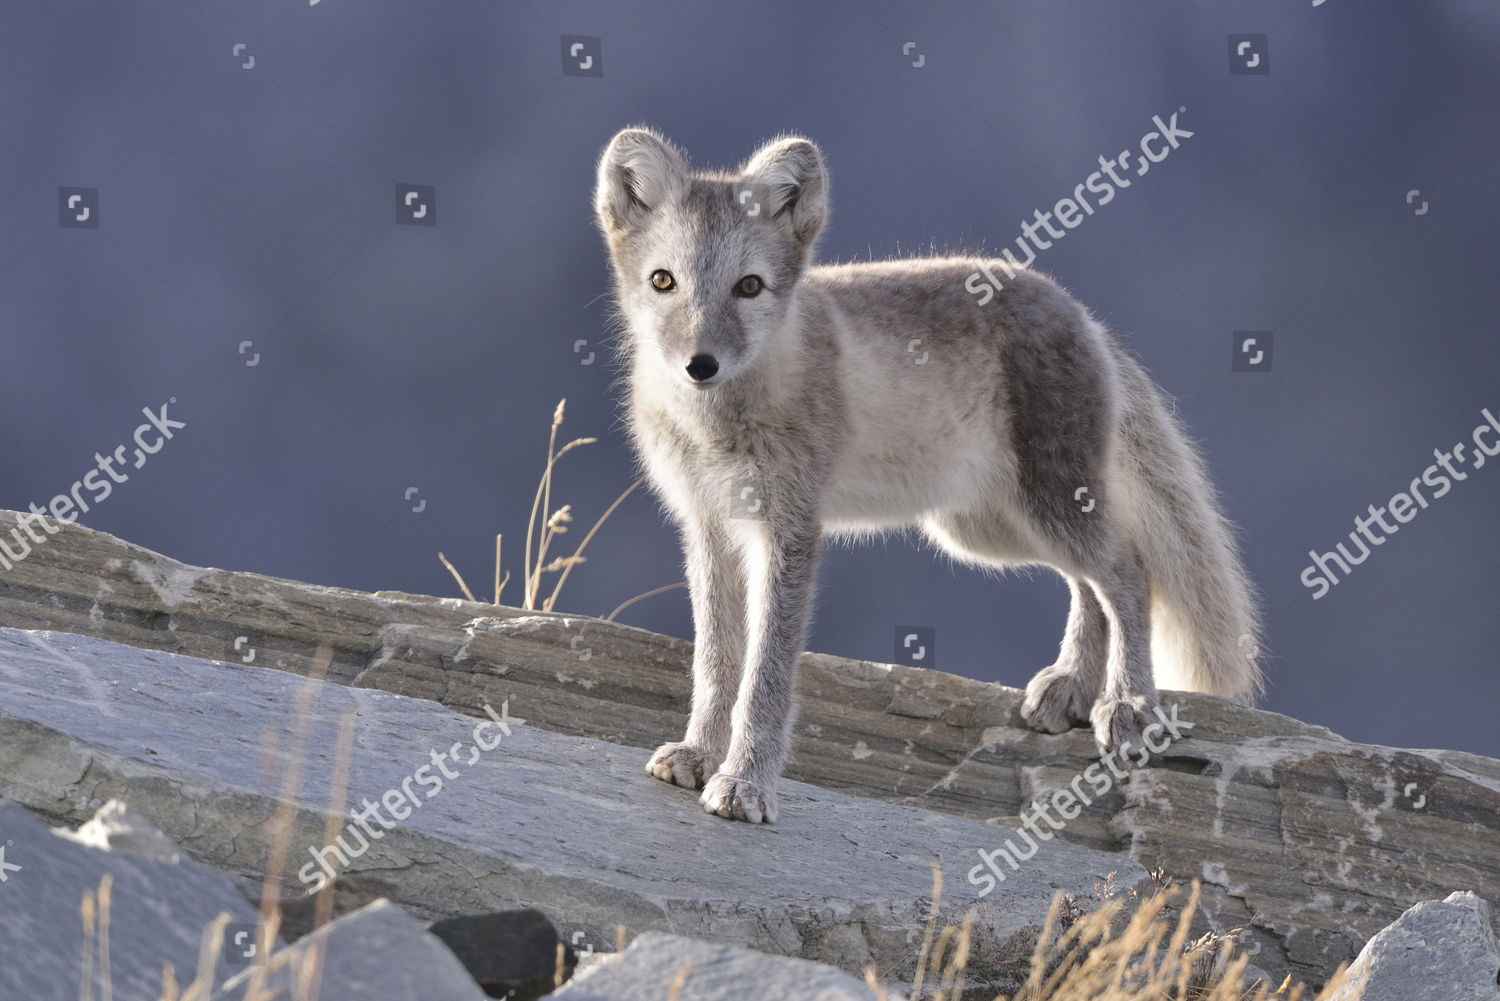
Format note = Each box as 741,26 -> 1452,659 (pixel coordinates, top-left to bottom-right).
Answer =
79,881 -> 96,1001
856,868 -> 1358,1001
667,962 -> 694,1001
606,580 -> 687,622
444,399 -> 650,616
437,550 -> 476,602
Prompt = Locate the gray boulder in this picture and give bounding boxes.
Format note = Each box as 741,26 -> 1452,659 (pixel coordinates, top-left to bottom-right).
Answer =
0,799 -> 278,1000
1330,891 -> 1500,1001
555,931 -> 894,1001
212,899 -> 490,1001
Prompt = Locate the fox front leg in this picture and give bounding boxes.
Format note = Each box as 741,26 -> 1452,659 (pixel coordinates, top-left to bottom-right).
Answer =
700,519 -> 822,823
646,517 -> 746,789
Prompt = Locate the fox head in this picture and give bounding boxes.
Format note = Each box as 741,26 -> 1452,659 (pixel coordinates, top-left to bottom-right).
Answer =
595,128 -> 829,388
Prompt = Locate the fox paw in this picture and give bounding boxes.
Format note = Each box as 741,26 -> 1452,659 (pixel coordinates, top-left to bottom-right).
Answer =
1020,664 -> 1097,734
700,772 -> 778,824
1090,694 -> 1158,755
646,742 -> 711,790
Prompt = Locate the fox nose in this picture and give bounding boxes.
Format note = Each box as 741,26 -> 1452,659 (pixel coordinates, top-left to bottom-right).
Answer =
685,354 -> 719,382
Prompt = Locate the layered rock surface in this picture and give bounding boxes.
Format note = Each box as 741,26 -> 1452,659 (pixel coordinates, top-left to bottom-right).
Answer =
2,509 -> 1498,987
0,626 -> 1131,996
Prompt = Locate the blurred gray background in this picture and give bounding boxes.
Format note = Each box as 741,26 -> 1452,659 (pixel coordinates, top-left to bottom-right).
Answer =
2,1 -> 1497,756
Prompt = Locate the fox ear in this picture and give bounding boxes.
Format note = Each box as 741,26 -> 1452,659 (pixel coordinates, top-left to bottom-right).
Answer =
595,128 -> 689,235
741,136 -> 829,248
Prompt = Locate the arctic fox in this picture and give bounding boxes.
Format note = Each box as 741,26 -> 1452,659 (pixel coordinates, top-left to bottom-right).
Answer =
594,127 -> 1262,823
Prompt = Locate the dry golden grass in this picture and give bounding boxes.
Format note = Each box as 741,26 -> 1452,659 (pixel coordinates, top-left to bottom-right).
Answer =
860,867 -> 1363,1001
440,396 -> 659,617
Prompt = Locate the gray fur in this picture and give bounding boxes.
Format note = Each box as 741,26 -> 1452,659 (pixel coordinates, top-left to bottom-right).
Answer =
595,127 -> 1263,823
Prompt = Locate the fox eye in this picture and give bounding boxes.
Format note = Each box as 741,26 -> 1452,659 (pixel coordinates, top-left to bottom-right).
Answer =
735,275 -> 763,297
649,269 -> 675,292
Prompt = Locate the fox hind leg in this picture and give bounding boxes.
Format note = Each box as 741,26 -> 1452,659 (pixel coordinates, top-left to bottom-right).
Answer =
927,500 -> 1160,752
1021,576 -> 1108,733
1079,546 -> 1159,754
